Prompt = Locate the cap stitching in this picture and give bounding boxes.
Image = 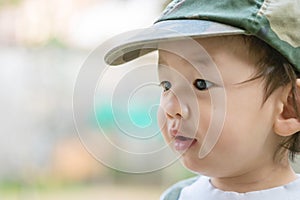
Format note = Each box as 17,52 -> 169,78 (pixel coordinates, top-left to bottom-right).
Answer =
257,0 -> 271,16
162,0 -> 186,17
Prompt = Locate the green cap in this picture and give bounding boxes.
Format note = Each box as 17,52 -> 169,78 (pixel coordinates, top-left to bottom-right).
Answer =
105,0 -> 300,71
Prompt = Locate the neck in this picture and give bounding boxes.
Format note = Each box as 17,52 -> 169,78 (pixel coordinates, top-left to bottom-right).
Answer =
211,161 -> 297,193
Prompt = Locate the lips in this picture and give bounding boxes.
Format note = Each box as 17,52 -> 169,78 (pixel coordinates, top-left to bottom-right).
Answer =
174,135 -> 197,151
168,125 -> 197,152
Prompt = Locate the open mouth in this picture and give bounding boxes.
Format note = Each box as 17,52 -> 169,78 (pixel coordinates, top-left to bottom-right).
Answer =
174,135 -> 197,152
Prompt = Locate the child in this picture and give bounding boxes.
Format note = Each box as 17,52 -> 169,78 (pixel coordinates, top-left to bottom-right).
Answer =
105,0 -> 300,199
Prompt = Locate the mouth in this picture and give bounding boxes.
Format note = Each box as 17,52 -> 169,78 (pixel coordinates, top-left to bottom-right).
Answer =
174,135 -> 197,152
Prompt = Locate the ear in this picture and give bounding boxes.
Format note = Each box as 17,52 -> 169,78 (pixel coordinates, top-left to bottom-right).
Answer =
274,79 -> 300,136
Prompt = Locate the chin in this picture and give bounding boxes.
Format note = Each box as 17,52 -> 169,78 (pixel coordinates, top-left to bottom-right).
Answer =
180,151 -> 201,171
179,151 -> 216,176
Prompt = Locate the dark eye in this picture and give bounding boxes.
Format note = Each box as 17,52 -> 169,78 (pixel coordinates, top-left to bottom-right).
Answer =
160,81 -> 172,92
193,79 -> 213,90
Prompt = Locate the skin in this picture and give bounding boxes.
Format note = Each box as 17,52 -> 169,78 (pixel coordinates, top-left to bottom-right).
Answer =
157,36 -> 297,193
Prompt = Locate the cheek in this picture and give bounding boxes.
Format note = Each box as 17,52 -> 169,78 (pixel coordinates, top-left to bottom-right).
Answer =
196,98 -> 213,140
157,106 -> 168,140
223,86 -> 266,133
226,92 -> 273,133
216,95 -> 275,155
197,107 -> 211,139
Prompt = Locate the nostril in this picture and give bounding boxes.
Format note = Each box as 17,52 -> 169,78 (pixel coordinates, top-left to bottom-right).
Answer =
175,113 -> 182,118
166,112 -> 173,119
166,112 -> 183,120
163,94 -> 188,119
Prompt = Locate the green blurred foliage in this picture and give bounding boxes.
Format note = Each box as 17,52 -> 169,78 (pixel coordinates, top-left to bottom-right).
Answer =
46,37 -> 68,49
0,0 -> 22,7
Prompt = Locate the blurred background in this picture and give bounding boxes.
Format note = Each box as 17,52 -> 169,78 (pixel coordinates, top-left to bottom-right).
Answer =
1,0 -> 300,199
0,0 -> 195,199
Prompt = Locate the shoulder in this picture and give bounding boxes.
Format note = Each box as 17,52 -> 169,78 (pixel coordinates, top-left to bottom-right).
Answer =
160,176 -> 199,200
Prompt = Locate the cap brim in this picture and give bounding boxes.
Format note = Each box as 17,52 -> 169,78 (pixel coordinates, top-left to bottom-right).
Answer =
105,19 -> 245,66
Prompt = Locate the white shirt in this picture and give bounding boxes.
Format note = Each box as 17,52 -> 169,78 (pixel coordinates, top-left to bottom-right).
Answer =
161,175 -> 300,200
177,175 -> 300,200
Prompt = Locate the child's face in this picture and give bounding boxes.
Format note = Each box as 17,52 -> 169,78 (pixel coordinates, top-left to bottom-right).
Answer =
157,36 -> 284,177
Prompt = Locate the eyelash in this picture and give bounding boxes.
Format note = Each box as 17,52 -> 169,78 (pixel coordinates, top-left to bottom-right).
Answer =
159,79 -> 213,92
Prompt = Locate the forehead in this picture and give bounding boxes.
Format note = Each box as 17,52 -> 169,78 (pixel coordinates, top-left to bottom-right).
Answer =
158,38 -> 219,78
157,36 -> 258,84
158,36 -> 249,62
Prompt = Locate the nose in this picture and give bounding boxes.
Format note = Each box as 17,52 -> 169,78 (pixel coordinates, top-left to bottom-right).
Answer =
163,91 -> 189,119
